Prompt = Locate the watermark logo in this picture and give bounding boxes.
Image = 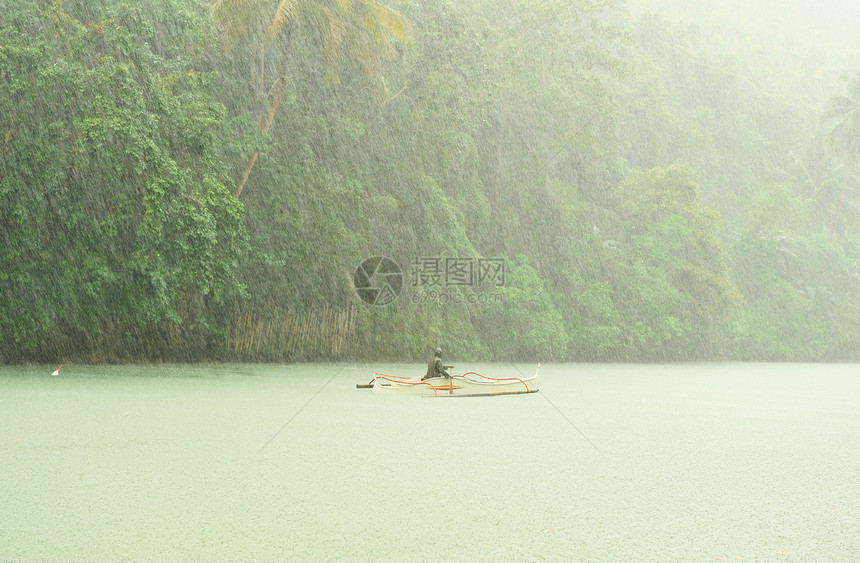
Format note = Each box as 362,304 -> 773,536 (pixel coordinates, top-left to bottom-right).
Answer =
354,256 -> 506,305
410,257 -> 506,305
353,256 -> 403,306
411,257 -> 506,287
410,289 -> 503,305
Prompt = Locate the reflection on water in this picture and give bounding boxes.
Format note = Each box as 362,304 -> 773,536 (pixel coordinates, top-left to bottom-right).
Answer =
2,363 -> 858,560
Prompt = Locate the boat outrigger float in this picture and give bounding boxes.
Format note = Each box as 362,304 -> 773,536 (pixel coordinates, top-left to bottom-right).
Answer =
356,364 -> 541,397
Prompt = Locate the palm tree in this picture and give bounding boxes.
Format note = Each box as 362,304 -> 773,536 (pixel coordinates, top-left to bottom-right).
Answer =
211,0 -> 413,198
822,74 -> 860,240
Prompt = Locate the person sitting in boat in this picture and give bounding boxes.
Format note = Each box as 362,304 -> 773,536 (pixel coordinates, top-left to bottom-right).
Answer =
422,348 -> 452,380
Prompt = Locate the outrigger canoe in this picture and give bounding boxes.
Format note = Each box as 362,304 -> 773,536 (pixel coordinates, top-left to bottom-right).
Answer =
357,365 -> 541,397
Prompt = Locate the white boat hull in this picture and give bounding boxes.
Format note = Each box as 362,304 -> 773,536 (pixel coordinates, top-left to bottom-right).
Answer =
370,366 -> 540,397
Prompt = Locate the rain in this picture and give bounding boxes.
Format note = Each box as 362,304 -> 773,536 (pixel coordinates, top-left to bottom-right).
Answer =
1,0 -> 859,560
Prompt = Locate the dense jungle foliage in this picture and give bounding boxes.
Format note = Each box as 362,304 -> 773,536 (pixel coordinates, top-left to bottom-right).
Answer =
1,0 -> 859,363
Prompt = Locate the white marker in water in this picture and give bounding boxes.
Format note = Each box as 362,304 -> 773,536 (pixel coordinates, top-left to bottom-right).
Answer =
51,365 -> 61,376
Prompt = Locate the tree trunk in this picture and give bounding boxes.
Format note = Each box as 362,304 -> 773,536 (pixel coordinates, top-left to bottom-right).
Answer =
233,28 -> 291,200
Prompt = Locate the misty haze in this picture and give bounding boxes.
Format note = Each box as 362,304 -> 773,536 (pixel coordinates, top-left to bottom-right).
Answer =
1,0 -> 858,560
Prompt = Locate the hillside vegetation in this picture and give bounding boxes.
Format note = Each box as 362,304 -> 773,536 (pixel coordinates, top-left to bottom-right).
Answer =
2,0 -> 859,362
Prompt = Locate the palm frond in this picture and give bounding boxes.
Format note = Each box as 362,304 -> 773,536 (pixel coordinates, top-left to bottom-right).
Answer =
359,0 -> 413,45
267,0 -> 301,43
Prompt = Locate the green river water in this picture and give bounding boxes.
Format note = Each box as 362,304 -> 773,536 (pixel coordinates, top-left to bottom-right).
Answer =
1,363 -> 858,561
